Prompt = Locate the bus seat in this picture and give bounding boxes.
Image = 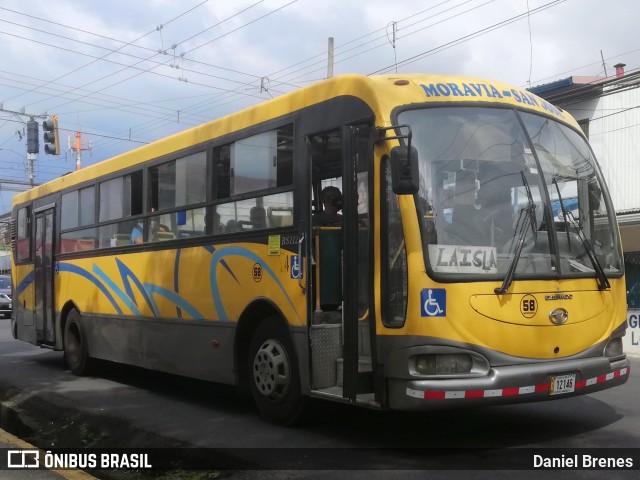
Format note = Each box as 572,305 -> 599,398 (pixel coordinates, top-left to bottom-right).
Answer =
154,231 -> 176,242
113,234 -> 131,247
267,207 -> 293,228
226,220 -> 240,232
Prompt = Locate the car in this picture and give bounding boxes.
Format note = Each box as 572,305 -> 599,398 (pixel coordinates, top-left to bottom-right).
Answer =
0,274 -> 12,319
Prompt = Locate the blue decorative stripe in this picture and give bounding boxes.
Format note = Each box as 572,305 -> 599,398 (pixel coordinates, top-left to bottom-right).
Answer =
143,283 -> 203,319
210,246 -> 300,322
115,258 -> 154,312
58,263 -> 123,315
92,263 -> 142,316
16,270 -> 35,298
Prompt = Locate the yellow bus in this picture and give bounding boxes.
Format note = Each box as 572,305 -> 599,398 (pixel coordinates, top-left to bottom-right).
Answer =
10,73 -> 630,424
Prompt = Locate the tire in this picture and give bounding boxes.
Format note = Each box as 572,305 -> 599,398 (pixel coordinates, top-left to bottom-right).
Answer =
64,309 -> 92,375
248,317 -> 303,425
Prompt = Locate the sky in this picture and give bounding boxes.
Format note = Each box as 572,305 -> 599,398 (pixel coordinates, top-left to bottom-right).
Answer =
1,0 -> 639,213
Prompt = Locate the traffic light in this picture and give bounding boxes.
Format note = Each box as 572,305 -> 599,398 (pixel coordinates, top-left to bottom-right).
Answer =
26,119 -> 39,154
42,114 -> 60,155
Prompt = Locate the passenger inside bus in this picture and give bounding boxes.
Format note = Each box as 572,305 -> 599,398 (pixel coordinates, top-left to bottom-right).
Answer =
130,222 -> 144,244
151,223 -> 173,242
313,186 -> 343,312
250,206 -> 267,229
210,210 -> 224,234
313,186 -> 343,226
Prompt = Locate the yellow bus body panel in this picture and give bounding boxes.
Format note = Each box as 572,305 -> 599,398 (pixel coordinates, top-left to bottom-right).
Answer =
31,242 -> 306,326
381,275 -> 626,359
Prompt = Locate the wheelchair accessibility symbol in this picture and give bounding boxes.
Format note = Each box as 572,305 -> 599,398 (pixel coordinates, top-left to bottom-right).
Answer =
420,288 -> 446,317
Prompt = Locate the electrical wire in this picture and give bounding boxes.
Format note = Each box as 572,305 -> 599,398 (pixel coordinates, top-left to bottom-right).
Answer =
0,0 -> 212,104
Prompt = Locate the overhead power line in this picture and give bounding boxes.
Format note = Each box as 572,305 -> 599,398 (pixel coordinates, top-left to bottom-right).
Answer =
0,0 -> 212,104
369,0 -> 567,75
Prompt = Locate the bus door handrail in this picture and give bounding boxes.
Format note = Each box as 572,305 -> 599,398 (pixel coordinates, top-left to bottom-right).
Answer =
298,233 -> 306,292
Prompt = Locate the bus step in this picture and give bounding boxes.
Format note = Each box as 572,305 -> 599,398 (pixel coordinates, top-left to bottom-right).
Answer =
336,357 -> 373,392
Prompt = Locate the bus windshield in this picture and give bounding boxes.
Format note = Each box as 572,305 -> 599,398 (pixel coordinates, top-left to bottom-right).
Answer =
398,106 -> 623,282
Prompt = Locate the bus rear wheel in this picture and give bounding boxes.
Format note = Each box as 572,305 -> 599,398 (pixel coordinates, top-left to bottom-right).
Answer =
64,309 -> 91,376
248,317 -> 303,425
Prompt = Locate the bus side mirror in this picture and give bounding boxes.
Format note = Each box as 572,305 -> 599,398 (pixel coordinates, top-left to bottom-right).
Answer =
390,146 -> 419,195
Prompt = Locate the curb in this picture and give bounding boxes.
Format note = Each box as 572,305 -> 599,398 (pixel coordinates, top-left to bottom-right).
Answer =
0,427 -> 97,480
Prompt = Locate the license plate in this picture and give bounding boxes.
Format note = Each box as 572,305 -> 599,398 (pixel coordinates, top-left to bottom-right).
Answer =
550,374 -> 576,395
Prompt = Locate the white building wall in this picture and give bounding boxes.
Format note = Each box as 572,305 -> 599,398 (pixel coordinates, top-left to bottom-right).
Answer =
625,310 -> 640,356
562,87 -> 640,213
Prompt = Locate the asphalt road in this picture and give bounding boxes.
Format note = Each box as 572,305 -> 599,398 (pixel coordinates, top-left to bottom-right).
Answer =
0,319 -> 638,479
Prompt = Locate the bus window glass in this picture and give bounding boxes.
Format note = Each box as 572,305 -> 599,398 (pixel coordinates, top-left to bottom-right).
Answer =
178,152 -> 206,206
401,107 -> 551,279
400,106 -> 622,281
150,152 -> 206,211
213,145 -> 231,200
150,160 -> 176,210
382,159 -> 407,327
148,207 -> 207,241
100,172 -> 142,222
98,220 -> 142,248
232,131 -> 276,194
61,191 -> 79,230
520,112 -> 622,274
123,171 -> 143,217
79,186 -> 95,226
99,177 -> 123,222
217,192 -> 293,233
16,206 -> 30,262
61,228 -> 97,253
231,125 -> 293,196
63,187 -> 95,230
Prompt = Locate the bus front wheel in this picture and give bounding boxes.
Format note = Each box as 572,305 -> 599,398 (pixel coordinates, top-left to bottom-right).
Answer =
248,317 -> 303,425
64,309 -> 91,376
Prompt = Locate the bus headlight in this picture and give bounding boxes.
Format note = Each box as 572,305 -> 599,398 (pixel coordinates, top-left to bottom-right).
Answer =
604,337 -> 623,357
414,354 -> 473,375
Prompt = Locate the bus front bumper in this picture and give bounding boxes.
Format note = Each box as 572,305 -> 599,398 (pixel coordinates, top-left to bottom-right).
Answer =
388,356 -> 630,411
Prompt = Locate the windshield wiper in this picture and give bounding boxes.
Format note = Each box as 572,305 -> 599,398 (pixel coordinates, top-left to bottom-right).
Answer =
495,203 -> 535,295
495,172 -> 537,295
564,210 -> 610,290
553,177 -> 610,290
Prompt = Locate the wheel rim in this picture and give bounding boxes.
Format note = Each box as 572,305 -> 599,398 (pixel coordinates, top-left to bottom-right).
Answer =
252,339 -> 290,400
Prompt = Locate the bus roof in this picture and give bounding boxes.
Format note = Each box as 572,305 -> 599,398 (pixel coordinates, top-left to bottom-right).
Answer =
12,73 -> 579,206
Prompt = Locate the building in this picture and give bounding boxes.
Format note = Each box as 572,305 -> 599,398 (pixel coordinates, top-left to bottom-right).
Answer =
530,63 -> 640,354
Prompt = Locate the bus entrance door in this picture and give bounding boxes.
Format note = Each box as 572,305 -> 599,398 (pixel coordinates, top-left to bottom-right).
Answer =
308,125 -> 377,407
341,124 -> 376,406
34,207 -> 55,345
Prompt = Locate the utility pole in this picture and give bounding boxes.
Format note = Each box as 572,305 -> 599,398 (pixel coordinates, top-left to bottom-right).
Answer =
69,131 -> 92,170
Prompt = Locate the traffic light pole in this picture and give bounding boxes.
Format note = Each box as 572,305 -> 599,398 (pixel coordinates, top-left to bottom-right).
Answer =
27,152 -> 36,187
0,107 -> 48,187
